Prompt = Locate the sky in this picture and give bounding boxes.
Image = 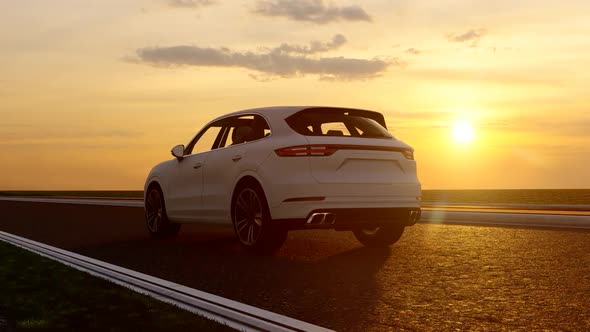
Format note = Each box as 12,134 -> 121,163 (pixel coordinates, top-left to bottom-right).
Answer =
1,0 -> 589,190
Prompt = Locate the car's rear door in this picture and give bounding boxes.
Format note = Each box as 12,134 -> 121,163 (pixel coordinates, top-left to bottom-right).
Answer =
305,136 -> 414,185
285,108 -> 420,197
201,114 -> 272,223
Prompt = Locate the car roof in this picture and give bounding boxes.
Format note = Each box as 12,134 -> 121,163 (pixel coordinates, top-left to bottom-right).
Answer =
222,106 -> 308,117
194,106 -> 388,139
222,106 -> 377,118
220,106 -> 388,128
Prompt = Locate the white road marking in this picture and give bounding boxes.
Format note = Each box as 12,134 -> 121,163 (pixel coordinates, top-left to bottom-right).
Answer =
0,231 -> 334,332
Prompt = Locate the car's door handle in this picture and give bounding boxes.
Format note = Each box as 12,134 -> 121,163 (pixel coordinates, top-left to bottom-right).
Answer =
232,155 -> 242,162
193,163 -> 202,169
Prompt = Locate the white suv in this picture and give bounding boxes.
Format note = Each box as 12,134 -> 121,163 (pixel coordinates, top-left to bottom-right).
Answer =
144,106 -> 421,253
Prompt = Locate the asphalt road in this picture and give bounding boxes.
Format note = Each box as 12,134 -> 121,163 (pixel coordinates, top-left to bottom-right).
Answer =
1,201 -> 589,332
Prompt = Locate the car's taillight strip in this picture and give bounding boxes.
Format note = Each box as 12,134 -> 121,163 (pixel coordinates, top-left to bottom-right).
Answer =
275,144 -> 414,159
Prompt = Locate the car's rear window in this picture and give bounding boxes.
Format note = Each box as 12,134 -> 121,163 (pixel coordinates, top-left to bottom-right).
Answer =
285,108 -> 393,139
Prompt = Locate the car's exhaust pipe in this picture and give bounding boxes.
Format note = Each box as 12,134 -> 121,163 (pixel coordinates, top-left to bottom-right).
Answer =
408,210 -> 421,225
306,212 -> 336,225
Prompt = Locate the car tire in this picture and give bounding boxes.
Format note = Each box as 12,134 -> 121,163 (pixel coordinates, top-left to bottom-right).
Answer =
353,224 -> 405,247
232,180 -> 287,254
145,186 -> 181,239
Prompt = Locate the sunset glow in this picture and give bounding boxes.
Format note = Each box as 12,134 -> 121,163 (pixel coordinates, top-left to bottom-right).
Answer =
1,1 -> 589,190
452,121 -> 475,144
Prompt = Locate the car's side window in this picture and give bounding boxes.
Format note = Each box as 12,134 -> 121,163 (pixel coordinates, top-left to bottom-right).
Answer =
218,114 -> 271,148
186,123 -> 224,155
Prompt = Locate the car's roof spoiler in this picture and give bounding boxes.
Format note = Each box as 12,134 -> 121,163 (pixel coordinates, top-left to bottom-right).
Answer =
300,107 -> 387,129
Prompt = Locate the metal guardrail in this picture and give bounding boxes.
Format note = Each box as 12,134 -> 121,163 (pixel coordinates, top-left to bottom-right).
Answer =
420,211 -> 590,229
422,202 -> 590,211
0,231 -> 334,332
0,197 -> 143,207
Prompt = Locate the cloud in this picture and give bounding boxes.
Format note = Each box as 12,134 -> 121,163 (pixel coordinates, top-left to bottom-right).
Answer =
1,128 -> 141,140
133,35 -> 394,80
167,0 -> 215,8
405,48 -> 422,55
393,111 -> 455,120
0,128 -> 143,146
504,116 -> 590,137
273,34 -> 347,54
447,28 -> 486,47
253,0 -> 372,24
408,67 -> 564,87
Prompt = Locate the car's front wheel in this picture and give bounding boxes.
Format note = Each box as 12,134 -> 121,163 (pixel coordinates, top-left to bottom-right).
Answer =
145,187 -> 181,238
353,224 -> 405,247
232,181 -> 287,254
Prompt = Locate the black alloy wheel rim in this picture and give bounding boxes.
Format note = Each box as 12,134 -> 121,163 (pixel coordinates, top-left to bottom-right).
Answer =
234,188 -> 263,246
146,190 -> 163,232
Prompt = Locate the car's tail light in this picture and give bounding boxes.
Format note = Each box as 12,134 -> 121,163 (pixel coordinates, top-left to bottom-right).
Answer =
275,145 -> 337,157
402,149 -> 414,160
276,144 -> 415,159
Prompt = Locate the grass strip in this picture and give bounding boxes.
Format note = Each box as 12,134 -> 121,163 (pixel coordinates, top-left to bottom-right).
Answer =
0,241 -> 235,331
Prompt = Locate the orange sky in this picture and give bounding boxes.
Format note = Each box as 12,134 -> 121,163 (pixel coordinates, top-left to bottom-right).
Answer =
1,0 -> 589,190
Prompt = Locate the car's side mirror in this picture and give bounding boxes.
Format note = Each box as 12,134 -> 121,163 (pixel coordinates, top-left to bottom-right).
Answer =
171,144 -> 185,160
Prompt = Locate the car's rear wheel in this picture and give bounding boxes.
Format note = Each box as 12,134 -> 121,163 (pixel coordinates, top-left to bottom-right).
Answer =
145,187 -> 181,238
353,224 -> 405,247
232,181 -> 287,254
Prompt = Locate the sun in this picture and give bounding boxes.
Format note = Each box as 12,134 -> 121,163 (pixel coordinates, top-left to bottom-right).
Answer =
452,120 -> 475,143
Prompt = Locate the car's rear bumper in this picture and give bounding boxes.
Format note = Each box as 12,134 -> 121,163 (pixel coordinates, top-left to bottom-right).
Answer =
272,207 -> 421,230
269,194 -> 420,218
